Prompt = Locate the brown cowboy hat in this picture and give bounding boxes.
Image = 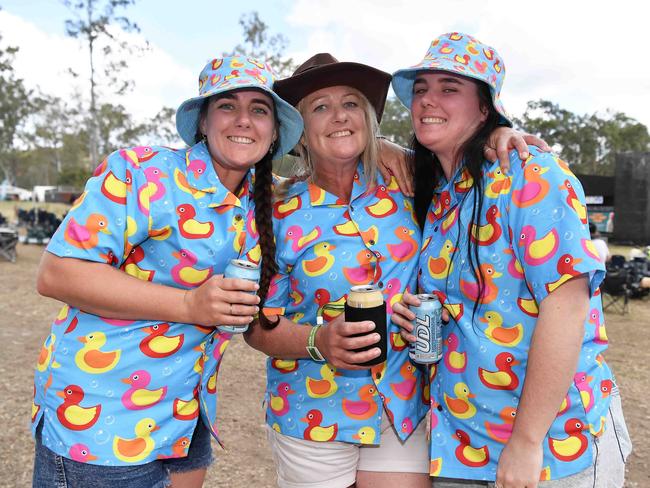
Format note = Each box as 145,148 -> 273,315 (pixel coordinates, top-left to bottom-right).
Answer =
274,53 -> 392,121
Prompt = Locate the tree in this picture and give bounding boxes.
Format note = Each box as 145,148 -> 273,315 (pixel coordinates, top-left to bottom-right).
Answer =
379,97 -> 412,147
0,34 -> 33,184
515,100 -> 650,176
227,11 -> 295,78
61,0 -> 147,166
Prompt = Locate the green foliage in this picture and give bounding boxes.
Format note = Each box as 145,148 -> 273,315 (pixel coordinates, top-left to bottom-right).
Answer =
57,165 -> 92,188
227,11 -> 296,78
379,97 -> 412,147
514,100 -> 650,176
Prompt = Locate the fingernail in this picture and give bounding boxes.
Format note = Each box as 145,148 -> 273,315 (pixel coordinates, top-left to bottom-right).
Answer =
521,151 -> 529,159
367,322 -> 376,330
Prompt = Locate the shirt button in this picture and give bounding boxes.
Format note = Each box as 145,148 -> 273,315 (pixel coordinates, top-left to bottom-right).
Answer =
437,404 -> 443,412
434,226 -> 439,232
234,214 -> 243,221
375,372 -> 382,380
369,239 -> 375,246
378,281 -> 384,288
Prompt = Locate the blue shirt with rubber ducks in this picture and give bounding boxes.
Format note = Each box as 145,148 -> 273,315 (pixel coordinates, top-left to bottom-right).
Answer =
419,147 -> 612,481
263,162 -> 429,445
32,141 -> 259,465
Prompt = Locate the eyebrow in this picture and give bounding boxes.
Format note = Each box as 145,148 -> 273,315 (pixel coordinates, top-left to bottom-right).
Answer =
309,92 -> 360,105
215,92 -> 273,110
414,76 -> 463,85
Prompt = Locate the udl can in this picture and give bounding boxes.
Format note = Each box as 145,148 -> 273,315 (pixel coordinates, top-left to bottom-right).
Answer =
217,259 -> 260,334
344,285 -> 387,366
409,294 -> 443,364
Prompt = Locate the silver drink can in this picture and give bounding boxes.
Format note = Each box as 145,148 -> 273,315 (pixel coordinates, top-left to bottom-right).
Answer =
217,259 -> 260,334
409,294 -> 443,364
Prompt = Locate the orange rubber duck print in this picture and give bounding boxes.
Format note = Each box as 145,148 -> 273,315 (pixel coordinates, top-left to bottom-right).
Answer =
559,179 -> 587,224
470,205 -> 502,246
113,418 -> 159,463
56,384 -> 102,431
478,352 -> 520,390
443,332 -> 467,374
121,247 -> 155,282
343,249 -> 376,286
69,443 -> 98,463
382,278 -> 402,314
36,332 -> 56,372
444,382 -> 476,419
64,213 -> 111,250
273,194 -> 302,219
386,226 -> 418,262
301,409 -> 338,442
173,386 -> 199,421
352,426 -> 377,444
157,436 -> 190,459
171,248 -> 212,287
270,382 -> 296,416
588,308 -> 608,345
342,384 -> 379,420
271,358 -> 298,374
479,311 -> 524,347
302,242 -> 336,277
139,323 -> 184,358
485,167 -> 511,198
75,331 -> 121,374
366,185 -> 397,218
285,225 -> 322,252
121,370 -> 167,410
454,429 -> 489,467
176,203 -> 214,239
308,184 -> 326,205
545,254 -> 583,294
100,169 -> 132,204
430,457 -> 443,476
427,240 -> 455,280
512,162 -> 550,208
314,289 -> 346,321
518,225 -> 559,266
459,263 -> 502,304
332,212 -> 379,242
390,360 -> 417,401
485,406 -> 517,443
548,418 -> 588,462
306,365 -> 339,399
574,372 -> 595,413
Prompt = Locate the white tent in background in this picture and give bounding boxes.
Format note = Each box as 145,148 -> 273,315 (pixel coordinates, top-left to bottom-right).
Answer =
0,180 -> 32,201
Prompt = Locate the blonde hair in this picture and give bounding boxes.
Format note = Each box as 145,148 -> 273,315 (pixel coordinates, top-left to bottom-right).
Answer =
277,87 -> 380,198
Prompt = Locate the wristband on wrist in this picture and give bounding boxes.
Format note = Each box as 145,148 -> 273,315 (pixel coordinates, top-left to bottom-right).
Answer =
306,323 -> 325,362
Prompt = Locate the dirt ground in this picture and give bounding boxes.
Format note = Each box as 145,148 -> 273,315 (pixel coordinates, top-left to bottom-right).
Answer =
0,244 -> 648,487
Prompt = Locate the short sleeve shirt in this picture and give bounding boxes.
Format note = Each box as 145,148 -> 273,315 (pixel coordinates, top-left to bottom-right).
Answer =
32,142 -> 259,465
263,163 -> 429,445
418,148 -> 612,480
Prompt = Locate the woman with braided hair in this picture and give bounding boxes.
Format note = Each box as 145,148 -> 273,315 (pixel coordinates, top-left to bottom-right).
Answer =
31,56 -> 302,488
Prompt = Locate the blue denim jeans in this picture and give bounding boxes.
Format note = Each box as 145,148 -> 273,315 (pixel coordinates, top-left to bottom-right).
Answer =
32,419 -> 214,488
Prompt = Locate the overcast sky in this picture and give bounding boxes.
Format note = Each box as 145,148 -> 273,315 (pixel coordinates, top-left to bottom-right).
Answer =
2,0 -> 649,139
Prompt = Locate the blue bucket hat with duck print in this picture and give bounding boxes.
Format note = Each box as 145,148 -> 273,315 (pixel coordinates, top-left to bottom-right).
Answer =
392,32 -> 512,126
176,56 -> 304,158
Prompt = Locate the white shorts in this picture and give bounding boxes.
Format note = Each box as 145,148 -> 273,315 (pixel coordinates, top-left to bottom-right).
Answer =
266,412 -> 429,488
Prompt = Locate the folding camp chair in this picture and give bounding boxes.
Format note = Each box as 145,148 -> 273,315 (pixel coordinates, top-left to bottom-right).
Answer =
601,268 -> 631,314
0,227 -> 18,263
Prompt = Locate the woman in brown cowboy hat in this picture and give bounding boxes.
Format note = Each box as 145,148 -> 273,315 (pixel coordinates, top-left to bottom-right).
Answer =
244,53 -> 542,488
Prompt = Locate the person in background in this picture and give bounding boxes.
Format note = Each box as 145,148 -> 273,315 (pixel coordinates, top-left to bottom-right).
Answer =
31,56 -> 303,488
589,222 -> 610,264
392,33 -> 631,488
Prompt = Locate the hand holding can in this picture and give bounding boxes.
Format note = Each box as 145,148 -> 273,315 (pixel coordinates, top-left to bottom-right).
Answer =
344,285 -> 387,366
217,259 -> 260,334
408,294 -> 443,364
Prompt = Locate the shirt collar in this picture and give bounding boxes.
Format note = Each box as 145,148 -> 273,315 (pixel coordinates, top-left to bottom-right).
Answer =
184,141 -> 252,209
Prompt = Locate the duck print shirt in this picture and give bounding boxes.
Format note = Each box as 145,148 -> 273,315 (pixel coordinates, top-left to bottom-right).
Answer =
263,163 -> 429,445
32,141 -> 259,465
419,147 -> 612,480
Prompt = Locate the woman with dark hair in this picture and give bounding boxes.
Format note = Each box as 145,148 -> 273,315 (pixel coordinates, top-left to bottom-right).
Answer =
31,56 -> 303,488
392,33 -> 631,488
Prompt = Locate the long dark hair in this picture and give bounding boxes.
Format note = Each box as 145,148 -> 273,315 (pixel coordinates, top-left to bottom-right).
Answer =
412,81 -> 501,319
195,92 -> 280,329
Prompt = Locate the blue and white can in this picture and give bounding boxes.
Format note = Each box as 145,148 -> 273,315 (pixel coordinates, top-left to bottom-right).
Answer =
409,293 -> 443,364
217,259 -> 260,334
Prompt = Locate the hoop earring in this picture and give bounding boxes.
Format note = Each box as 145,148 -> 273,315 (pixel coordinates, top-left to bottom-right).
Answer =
268,141 -> 276,156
